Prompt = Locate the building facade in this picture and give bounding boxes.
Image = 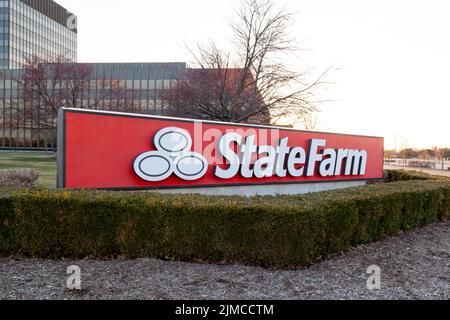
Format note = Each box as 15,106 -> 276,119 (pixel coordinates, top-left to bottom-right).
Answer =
0,1 -> 265,150
0,0 -> 77,69
0,0 -> 187,149
0,62 -> 186,149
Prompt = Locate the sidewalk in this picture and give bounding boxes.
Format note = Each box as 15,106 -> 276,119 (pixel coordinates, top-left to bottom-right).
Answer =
385,165 -> 450,178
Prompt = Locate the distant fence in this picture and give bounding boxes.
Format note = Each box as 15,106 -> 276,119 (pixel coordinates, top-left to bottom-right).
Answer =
385,158 -> 450,171
0,147 -> 56,153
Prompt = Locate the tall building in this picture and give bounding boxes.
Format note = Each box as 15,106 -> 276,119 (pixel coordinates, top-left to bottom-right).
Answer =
0,1 -> 264,150
0,0 -> 77,69
0,0 -> 186,150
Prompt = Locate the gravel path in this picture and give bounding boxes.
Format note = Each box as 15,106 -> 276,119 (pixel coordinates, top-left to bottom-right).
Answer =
1,220 -> 449,300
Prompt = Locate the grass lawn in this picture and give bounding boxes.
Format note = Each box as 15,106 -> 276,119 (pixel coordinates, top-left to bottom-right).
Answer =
0,152 -> 57,188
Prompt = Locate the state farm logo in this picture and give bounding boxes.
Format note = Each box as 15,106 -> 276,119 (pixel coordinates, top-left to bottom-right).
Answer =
133,127 -> 208,182
134,126 -> 370,183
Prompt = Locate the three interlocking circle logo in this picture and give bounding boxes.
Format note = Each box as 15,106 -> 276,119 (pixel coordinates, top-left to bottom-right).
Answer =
133,127 -> 208,182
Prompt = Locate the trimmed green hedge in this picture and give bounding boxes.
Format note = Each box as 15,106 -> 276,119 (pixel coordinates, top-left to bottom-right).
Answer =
384,169 -> 449,182
0,171 -> 449,268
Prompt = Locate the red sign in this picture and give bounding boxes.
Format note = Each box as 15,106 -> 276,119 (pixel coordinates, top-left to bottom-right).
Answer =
57,109 -> 384,190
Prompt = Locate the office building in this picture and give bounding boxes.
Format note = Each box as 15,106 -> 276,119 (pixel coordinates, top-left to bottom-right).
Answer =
0,1 -> 263,150
0,0 -> 77,69
1,62 -> 186,149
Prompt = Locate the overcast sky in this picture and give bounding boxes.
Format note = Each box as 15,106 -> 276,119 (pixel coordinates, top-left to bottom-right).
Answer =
55,0 -> 450,149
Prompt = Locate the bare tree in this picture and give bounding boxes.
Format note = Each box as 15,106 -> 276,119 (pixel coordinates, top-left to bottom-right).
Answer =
17,54 -> 138,133
300,113 -> 319,131
1,54 -> 139,146
163,0 -> 329,125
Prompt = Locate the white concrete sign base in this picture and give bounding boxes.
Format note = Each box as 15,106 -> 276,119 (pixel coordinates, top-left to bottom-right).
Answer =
154,181 -> 366,197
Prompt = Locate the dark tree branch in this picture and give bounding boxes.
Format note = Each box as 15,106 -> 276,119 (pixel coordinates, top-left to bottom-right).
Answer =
163,0 -> 331,126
